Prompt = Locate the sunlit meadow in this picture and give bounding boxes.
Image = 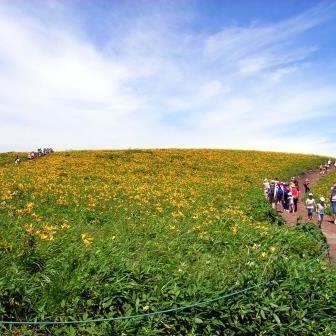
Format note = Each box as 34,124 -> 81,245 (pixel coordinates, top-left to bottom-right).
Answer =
0,150 -> 335,335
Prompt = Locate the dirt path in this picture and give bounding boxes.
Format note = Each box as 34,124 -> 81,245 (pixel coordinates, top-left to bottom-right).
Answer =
280,169 -> 336,264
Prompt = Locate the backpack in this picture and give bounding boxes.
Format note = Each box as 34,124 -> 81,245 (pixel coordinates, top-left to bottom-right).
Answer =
276,188 -> 284,199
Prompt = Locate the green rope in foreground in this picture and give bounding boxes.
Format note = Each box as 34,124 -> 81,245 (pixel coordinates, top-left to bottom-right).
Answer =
0,247 -> 329,326
0,282 -> 271,326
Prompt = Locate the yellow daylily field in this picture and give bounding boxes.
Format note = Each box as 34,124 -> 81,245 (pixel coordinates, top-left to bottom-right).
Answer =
0,149 -> 335,335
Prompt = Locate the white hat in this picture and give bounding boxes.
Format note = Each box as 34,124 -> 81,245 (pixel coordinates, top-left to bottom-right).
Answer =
308,193 -> 313,196
320,197 -> 325,202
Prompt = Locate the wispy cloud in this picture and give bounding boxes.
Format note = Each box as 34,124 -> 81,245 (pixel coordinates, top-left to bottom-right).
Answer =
0,1 -> 335,155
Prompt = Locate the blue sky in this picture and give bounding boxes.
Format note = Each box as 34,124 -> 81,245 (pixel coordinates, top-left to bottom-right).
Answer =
0,0 -> 336,155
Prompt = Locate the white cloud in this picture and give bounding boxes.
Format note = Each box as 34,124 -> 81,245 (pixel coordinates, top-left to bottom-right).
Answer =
0,1 -> 335,155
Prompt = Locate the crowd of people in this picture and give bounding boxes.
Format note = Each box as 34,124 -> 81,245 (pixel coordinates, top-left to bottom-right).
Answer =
28,148 -> 54,160
263,159 -> 336,228
14,148 -> 54,164
263,177 -> 301,213
319,158 -> 336,175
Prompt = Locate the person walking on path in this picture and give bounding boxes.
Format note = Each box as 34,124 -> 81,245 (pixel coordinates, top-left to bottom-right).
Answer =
316,197 -> 326,228
275,183 -> 284,212
325,163 -> 329,174
287,192 -> 294,213
306,193 -> 316,221
283,183 -> 290,212
320,164 -> 324,175
291,185 -> 300,212
303,178 -> 310,193
330,183 -> 336,224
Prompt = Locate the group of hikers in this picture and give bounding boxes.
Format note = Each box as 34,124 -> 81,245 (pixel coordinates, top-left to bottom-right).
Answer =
263,159 -> 336,228
28,148 -> 54,160
320,158 -> 336,175
263,177 -> 301,213
14,148 -> 54,164
305,183 -> 336,228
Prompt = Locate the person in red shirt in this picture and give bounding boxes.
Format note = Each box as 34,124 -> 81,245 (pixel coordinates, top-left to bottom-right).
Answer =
291,186 -> 300,212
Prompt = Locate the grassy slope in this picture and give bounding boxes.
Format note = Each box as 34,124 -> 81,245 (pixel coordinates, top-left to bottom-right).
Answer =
0,149 -> 335,336
312,170 -> 336,215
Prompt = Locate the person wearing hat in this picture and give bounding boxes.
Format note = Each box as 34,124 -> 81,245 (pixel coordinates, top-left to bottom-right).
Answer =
330,183 -> 336,224
287,191 -> 294,213
303,178 -> 310,194
316,197 -> 326,228
305,193 -> 316,221
291,185 -> 300,212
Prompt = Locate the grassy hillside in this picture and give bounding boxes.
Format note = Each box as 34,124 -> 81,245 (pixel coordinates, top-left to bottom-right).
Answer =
312,170 -> 336,215
0,149 -> 335,335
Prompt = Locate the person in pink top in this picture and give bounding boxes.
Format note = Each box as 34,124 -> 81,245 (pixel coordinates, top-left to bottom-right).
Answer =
291,186 -> 300,212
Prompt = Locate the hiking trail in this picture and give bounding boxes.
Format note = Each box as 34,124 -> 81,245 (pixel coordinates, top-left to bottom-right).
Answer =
281,169 -> 336,264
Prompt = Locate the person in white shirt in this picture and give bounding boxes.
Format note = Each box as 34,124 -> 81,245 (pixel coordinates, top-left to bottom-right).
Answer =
287,192 -> 294,213
305,193 -> 316,221
14,155 -> 20,165
316,197 -> 326,228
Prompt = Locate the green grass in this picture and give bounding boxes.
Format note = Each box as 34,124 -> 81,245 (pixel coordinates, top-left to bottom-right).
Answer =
0,149 -> 335,335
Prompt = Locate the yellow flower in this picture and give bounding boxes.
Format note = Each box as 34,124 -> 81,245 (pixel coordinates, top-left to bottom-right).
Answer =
24,224 -> 34,234
61,223 -> 70,230
252,243 -> 260,250
81,233 -> 93,247
231,227 -> 238,235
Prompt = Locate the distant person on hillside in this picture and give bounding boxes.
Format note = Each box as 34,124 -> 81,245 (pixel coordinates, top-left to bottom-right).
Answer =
334,160 -> 336,169
316,197 -> 326,228
291,185 -> 300,212
305,193 -> 316,221
303,178 -> 310,194
320,164 -> 324,175
330,183 -> 336,224
325,163 -> 329,174
328,159 -> 332,167
14,155 -> 20,165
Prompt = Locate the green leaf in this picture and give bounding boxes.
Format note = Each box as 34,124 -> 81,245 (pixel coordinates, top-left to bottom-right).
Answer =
273,313 -> 281,325
194,317 -> 203,324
